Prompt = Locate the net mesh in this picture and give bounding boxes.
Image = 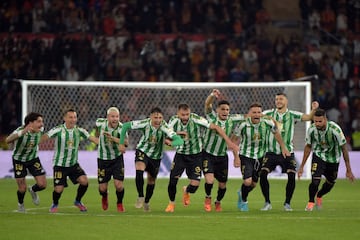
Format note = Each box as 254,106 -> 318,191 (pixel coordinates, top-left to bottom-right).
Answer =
23,81 -> 309,150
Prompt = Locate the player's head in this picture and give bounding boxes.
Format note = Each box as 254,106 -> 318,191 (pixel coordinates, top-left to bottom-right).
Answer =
275,93 -> 288,110
24,112 -> 44,132
177,103 -> 191,124
216,100 -> 230,121
313,108 -> 327,130
150,107 -> 163,128
248,102 -> 262,124
63,109 -> 77,129
107,107 -> 120,128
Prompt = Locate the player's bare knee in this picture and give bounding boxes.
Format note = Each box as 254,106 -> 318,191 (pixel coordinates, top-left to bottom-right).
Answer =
218,182 -> 226,189
38,182 -> 47,190
243,178 -> 252,186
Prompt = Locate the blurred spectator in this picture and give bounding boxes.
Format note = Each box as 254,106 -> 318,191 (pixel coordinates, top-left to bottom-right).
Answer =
333,56 -> 349,95
299,0 -> 313,28
241,0 -> 262,29
273,34 -> 288,58
179,1 -> 192,33
307,43 -> 322,64
229,59 -> 248,82
320,3 -> 336,34
339,91 -> 350,131
75,33 -> 93,79
102,10 -> 116,36
159,68 -> 174,82
272,57 -> 290,81
308,9 -> 321,30
215,58 -> 229,82
242,43 -> 258,69
174,38 -> 191,82
217,1 -> 232,34
225,39 -> 241,69
336,8 -> 348,34
326,97 -> 342,123
255,6 -> 271,35
349,76 -> 360,100
353,35 -> 360,57
66,65 -> 80,81
256,32 -> 273,65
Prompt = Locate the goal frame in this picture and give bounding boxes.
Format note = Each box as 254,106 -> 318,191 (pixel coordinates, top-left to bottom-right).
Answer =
19,80 -> 312,179
20,80 -> 312,120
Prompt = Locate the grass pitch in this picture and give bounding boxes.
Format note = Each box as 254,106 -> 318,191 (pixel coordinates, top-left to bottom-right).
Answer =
0,178 -> 359,240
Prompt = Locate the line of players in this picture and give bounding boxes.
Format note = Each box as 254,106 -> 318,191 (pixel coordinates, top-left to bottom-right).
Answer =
6,89 -> 355,213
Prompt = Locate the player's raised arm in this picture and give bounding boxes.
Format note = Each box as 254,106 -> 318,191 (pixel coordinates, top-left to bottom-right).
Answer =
301,101 -> 319,121
204,89 -> 220,114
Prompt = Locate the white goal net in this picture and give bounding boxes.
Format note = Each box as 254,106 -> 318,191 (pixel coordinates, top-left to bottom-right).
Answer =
20,81 -> 311,151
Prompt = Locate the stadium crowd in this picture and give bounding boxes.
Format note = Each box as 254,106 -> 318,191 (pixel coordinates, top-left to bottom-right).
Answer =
0,0 -> 360,150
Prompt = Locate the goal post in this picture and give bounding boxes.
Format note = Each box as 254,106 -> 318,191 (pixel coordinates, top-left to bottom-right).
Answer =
19,80 -> 312,178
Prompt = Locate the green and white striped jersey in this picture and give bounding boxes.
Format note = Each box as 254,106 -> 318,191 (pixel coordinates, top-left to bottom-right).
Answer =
129,118 -> 176,160
234,117 -> 276,159
168,113 -> 210,155
11,126 -> 42,162
96,118 -> 127,160
305,121 -> 346,163
203,111 -> 245,156
46,124 -> 91,167
263,108 -> 303,154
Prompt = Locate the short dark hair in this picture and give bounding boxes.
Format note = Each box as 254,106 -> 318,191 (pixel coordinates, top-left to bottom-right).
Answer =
24,112 -> 43,126
217,100 -> 230,107
314,108 -> 326,117
178,103 -> 190,111
150,107 -> 162,114
276,92 -> 287,98
249,102 -> 262,110
64,109 -> 76,116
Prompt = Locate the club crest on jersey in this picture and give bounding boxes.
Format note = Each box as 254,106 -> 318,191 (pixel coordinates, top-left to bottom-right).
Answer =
67,140 -> 74,148
253,133 -> 261,141
26,141 -> 35,149
149,135 -> 157,143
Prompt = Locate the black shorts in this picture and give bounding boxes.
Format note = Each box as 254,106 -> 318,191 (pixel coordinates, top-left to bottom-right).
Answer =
97,155 -> 125,183
261,152 -> 297,173
170,152 -> 202,181
135,150 -> 161,179
202,151 -> 228,183
311,154 -> 339,183
53,163 -> 86,187
12,157 -> 46,178
240,155 -> 261,182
